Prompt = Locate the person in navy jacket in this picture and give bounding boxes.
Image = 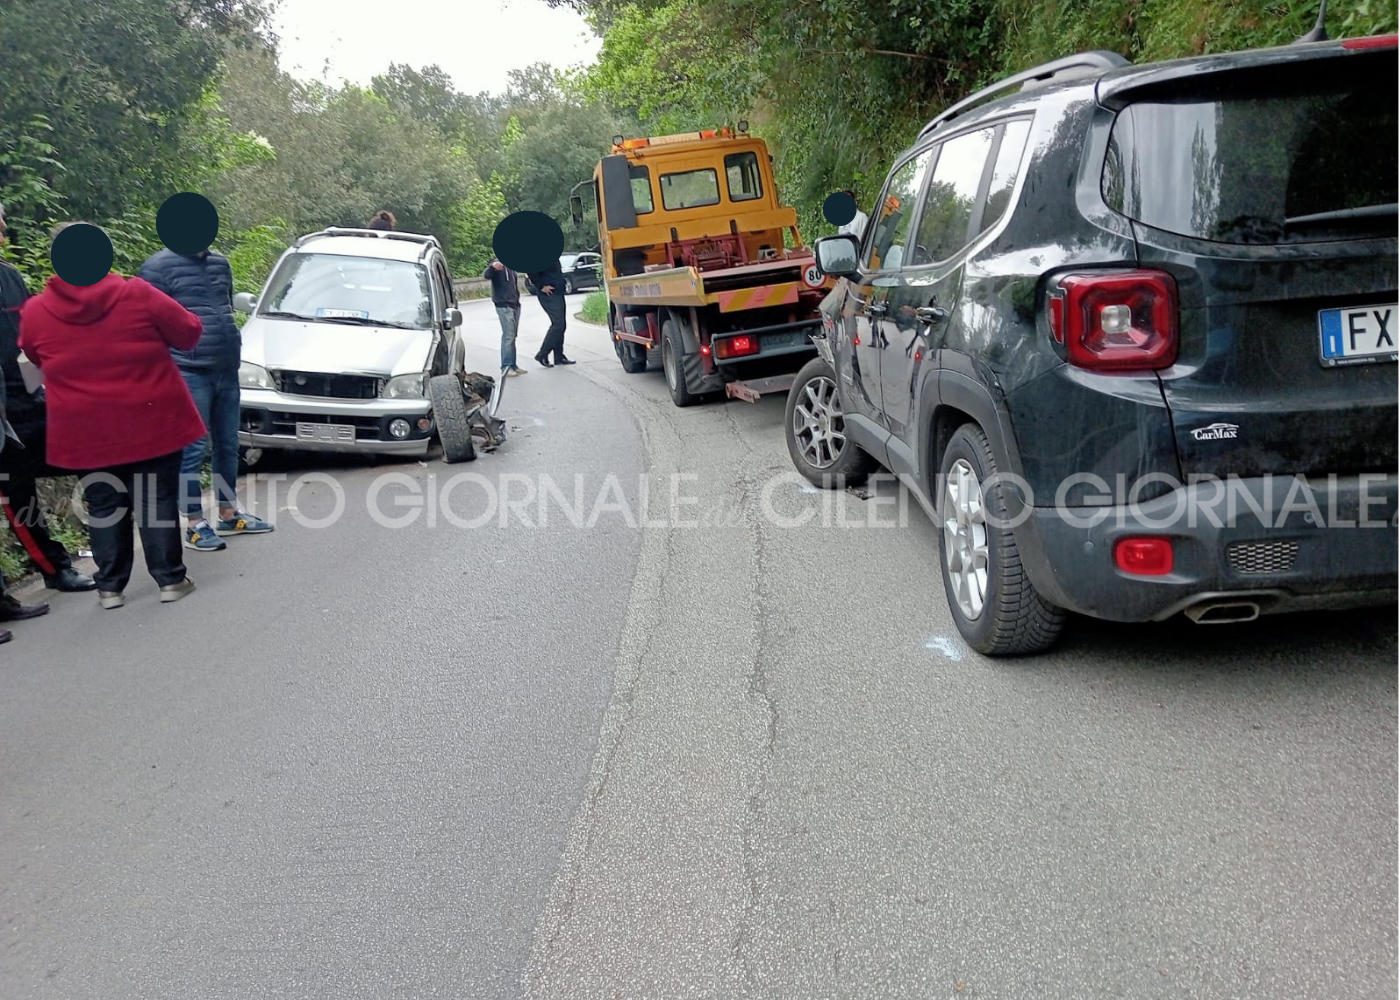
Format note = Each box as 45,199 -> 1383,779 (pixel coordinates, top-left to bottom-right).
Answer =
139,242 -> 273,551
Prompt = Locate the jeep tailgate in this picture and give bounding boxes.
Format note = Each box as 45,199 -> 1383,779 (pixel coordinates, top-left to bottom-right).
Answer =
1101,42 -> 1399,479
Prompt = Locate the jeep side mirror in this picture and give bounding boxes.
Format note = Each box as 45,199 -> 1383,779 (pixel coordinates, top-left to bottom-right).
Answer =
569,196 -> 584,227
233,291 -> 258,314
814,235 -> 861,279
443,307 -> 463,329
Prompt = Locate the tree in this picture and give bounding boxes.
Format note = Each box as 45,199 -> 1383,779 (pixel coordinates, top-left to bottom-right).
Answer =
0,0 -> 272,222
371,64 -> 474,142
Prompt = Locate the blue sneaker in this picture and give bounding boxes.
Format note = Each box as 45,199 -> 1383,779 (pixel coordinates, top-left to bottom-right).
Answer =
215,510 -> 274,536
185,520 -> 227,551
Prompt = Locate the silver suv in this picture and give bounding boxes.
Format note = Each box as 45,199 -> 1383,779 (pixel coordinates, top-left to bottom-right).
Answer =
234,228 -> 464,459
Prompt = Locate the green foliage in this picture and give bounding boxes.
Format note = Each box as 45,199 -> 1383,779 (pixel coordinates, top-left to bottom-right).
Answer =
226,219 -> 291,293
0,0 -> 271,223
566,0 -> 1399,243
451,178 -> 511,276
0,117 -> 67,290
580,291 -> 609,323
583,0 -> 761,132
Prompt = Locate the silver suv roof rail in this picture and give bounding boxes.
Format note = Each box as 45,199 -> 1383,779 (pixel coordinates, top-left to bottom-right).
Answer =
917,50 -> 1131,140
294,228 -> 442,252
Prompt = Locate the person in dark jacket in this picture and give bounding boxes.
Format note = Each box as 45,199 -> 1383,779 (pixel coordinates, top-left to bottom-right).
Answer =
527,258 -> 574,367
20,224 -> 206,608
139,242 -> 273,551
483,258 -> 526,376
0,205 -> 96,602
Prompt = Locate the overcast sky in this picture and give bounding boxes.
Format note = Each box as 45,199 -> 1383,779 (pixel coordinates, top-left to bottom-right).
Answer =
271,0 -> 602,95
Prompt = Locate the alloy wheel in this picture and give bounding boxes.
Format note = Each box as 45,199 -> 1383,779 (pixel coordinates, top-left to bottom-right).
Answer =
791,375 -> 847,469
943,458 -> 990,620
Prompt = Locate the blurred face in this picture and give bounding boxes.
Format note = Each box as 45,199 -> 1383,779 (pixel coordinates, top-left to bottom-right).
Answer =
0,210 -> 7,246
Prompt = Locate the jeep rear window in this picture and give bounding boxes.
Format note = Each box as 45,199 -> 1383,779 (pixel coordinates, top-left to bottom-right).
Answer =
1103,70 -> 1397,244
661,168 -> 720,211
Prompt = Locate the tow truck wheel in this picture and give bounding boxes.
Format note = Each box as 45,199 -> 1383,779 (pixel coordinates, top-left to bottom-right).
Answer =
661,318 -> 698,407
619,339 -> 647,374
784,357 -> 874,488
429,373 -> 477,463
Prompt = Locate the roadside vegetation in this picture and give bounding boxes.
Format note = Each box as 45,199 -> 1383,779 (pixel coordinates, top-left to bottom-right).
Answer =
579,291 -> 610,324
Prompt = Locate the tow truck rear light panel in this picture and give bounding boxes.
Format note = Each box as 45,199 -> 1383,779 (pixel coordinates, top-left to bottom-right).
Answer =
714,334 -> 760,360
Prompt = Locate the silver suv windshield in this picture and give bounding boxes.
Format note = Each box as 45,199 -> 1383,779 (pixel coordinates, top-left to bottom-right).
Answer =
259,253 -> 433,330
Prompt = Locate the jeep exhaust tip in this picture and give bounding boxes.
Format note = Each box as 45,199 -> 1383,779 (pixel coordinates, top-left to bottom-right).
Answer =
1184,601 -> 1261,625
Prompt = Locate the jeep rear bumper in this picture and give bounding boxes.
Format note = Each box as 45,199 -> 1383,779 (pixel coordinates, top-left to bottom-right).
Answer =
1015,473 -> 1399,622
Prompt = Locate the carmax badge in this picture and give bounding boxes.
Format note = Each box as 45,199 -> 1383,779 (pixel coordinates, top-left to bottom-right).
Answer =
1191,422 -> 1240,442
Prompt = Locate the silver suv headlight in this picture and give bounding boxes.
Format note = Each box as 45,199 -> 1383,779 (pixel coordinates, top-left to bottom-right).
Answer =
239,362 -> 275,390
382,374 -> 427,399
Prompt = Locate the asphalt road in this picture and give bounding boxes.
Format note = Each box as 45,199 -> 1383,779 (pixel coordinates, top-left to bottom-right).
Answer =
2,294 -> 1395,1000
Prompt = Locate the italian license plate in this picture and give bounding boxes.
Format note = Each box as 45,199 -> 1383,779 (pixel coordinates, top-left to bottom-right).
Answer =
295,422 -> 356,443
1319,304 -> 1398,367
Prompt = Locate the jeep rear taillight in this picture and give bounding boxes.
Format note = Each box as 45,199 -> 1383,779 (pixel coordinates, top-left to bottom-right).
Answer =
1048,270 -> 1178,372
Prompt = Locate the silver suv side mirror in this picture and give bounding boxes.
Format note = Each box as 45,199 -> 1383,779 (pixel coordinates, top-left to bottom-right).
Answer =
233,291 -> 259,314
443,307 -> 463,329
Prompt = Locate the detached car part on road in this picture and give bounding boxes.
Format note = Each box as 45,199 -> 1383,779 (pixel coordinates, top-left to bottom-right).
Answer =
788,32 -> 1399,655
235,228 -> 471,460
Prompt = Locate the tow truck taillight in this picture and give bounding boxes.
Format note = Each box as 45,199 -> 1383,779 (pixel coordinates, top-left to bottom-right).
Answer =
1048,270 -> 1178,372
714,334 -> 760,360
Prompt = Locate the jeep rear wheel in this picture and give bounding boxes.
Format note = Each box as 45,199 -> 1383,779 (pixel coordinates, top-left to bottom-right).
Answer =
784,357 -> 874,488
938,423 -> 1064,656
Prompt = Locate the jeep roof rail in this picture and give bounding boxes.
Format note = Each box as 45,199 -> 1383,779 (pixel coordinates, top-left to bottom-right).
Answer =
917,50 -> 1131,140
295,228 -> 442,252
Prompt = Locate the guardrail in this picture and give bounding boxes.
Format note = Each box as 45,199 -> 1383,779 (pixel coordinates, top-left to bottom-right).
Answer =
453,275 -> 528,301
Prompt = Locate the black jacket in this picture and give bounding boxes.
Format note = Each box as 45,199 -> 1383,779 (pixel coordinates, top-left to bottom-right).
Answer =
528,260 -> 566,297
482,263 -> 520,306
138,248 -> 240,372
0,260 -> 37,428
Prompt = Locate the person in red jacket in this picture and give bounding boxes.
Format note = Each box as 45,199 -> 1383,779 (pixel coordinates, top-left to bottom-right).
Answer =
18,223 -> 206,608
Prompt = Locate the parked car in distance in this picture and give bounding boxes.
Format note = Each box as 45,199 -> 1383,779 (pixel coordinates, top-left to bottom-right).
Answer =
234,227 -> 465,459
788,32 -> 1399,656
524,251 -> 603,295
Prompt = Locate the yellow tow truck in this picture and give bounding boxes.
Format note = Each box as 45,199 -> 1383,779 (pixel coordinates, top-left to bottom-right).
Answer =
569,125 -> 836,406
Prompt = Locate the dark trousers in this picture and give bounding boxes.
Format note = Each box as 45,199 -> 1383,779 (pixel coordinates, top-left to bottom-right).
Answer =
536,293 -> 567,362
0,422 -> 74,579
82,451 -> 187,593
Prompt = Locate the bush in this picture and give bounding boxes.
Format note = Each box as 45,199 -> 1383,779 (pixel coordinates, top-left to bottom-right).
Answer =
580,290 -> 609,324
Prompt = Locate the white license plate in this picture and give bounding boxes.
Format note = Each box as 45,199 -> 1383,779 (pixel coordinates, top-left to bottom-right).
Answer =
1319,304 -> 1398,367
295,422 -> 356,443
